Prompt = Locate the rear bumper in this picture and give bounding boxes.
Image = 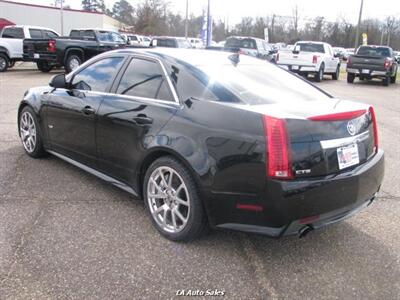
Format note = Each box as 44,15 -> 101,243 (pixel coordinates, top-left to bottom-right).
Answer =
216,149 -> 385,237
22,53 -> 58,64
278,64 -> 318,73
347,68 -> 389,77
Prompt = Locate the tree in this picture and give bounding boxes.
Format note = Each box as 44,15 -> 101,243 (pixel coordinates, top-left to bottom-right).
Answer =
135,0 -> 169,35
112,0 -> 135,25
81,0 -> 106,13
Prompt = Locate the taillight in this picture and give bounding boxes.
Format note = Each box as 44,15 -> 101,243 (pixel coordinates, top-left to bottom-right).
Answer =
276,53 -> 279,62
312,55 -> 318,64
263,115 -> 293,179
384,58 -> 392,70
47,39 -> 56,52
307,110 -> 366,121
369,106 -> 378,152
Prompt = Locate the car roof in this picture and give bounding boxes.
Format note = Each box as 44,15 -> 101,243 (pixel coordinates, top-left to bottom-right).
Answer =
4,25 -> 57,31
110,48 -> 264,67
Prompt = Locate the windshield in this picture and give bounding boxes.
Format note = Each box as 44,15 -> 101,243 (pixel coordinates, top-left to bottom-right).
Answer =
225,38 -> 257,49
357,46 -> 390,57
199,58 -> 330,105
97,31 -> 124,43
297,43 -> 325,53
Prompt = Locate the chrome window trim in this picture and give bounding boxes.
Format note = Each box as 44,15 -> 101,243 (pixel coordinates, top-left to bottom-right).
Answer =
320,131 -> 370,149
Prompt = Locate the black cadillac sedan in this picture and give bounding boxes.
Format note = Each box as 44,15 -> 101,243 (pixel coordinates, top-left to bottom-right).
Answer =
18,48 -> 384,241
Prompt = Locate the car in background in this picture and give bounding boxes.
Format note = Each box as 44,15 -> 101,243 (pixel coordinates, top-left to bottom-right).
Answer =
0,25 -> 59,72
150,36 -> 192,48
333,47 -> 349,61
188,37 -> 204,49
346,48 -> 355,56
394,51 -> 400,62
23,28 -> 126,73
347,45 -> 398,86
123,34 -> 151,47
18,48 -> 384,241
277,41 -> 341,82
223,36 -> 276,62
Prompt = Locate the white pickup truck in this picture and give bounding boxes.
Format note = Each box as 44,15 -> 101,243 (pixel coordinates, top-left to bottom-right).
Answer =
276,41 -> 340,82
0,25 -> 59,72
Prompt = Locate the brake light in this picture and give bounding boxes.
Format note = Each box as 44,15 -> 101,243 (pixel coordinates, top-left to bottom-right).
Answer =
263,115 -> 293,179
307,110 -> 366,121
312,55 -> 318,64
384,58 -> 392,70
369,106 -> 378,151
47,39 -> 56,52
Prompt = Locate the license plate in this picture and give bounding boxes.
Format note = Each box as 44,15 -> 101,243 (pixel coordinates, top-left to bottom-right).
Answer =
337,144 -> 359,170
34,53 -> 40,59
292,65 -> 299,70
361,69 -> 369,74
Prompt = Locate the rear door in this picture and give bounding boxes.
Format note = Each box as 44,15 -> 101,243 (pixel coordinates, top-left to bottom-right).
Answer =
1,27 -> 24,58
96,56 -> 179,189
45,55 -> 126,168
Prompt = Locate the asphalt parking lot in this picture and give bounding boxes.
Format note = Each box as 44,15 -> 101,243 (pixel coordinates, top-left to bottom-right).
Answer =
0,63 -> 399,299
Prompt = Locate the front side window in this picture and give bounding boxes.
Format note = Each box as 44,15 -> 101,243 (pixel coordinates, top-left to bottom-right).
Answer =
71,57 -> 124,92
29,29 -> 42,39
2,27 -> 24,39
116,58 -> 174,101
44,30 -> 58,38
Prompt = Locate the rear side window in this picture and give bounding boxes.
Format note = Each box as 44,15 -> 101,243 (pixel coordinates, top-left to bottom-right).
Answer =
2,27 -> 24,39
29,29 -> 42,39
357,46 -> 391,57
116,58 -> 174,101
129,36 -> 138,41
156,39 -> 177,48
69,30 -> 80,38
71,57 -> 124,92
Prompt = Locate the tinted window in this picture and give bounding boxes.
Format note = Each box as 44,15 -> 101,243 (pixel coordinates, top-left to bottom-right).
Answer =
156,39 -> 177,48
117,58 -> 173,100
69,30 -> 80,38
82,30 -> 96,40
2,27 -> 24,39
297,43 -> 325,53
357,46 -> 391,57
225,38 -> 256,49
44,30 -> 58,38
117,58 -> 173,101
29,29 -> 42,38
71,57 -> 124,92
97,31 -> 124,43
129,35 -> 138,41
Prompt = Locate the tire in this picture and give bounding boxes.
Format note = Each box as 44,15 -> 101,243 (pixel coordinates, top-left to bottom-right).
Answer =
65,54 -> 82,73
332,65 -> 340,80
347,73 -> 355,83
143,156 -> 208,242
314,64 -> 324,82
19,106 -> 46,158
0,53 -> 9,72
391,72 -> 397,84
383,76 -> 390,86
36,61 -> 53,73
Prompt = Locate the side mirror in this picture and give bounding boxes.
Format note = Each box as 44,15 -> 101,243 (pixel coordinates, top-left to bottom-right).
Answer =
49,73 -> 67,89
292,45 -> 300,54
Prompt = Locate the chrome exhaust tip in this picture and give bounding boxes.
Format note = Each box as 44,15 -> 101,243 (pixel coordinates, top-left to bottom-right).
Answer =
298,225 -> 313,238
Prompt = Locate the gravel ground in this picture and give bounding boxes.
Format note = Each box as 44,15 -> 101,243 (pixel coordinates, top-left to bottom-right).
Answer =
0,62 -> 399,300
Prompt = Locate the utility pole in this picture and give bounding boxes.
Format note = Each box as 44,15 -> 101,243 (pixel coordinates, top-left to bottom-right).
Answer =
60,0 -> 64,36
354,0 -> 364,50
184,0 -> 188,39
206,0 -> 211,47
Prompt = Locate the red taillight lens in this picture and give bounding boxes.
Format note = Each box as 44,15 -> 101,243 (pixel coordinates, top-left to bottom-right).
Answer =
47,40 -> 56,52
263,115 -> 293,179
307,110 -> 366,121
369,106 -> 378,151
383,58 -> 391,70
312,55 -> 318,64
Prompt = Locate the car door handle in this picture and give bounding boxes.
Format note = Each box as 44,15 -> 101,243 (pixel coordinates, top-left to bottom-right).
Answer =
82,106 -> 95,115
132,114 -> 153,125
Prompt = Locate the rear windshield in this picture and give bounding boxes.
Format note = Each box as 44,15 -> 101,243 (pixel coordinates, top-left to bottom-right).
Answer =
198,57 -> 331,104
357,46 -> 390,57
225,38 -> 257,49
297,43 -> 325,53
156,39 -> 176,48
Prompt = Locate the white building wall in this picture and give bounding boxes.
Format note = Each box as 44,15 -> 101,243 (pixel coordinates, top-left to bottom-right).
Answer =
0,1 -> 118,35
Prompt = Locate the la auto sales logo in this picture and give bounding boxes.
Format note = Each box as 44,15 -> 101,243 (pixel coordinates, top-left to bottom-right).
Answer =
176,289 -> 225,296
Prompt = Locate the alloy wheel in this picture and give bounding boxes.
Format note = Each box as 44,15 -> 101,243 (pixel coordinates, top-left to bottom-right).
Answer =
69,58 -> 80,71
147,166 -> 190,233
0,57 -> 6,71
20,111 -> 36,153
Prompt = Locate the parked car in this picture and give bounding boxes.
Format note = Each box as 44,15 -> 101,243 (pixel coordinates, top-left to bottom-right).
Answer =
333,47 -> 349,60
346,45 -> 398,86
17,48 -> 384,241
123,34 -> 151,47
223,36 -> 276,62
151,36 -> 192,48
346,48 -> 355,56
0,25 -> 59,72
23,28 -> 126,73
188,37 -> 204,49
277,41 -> 341,82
